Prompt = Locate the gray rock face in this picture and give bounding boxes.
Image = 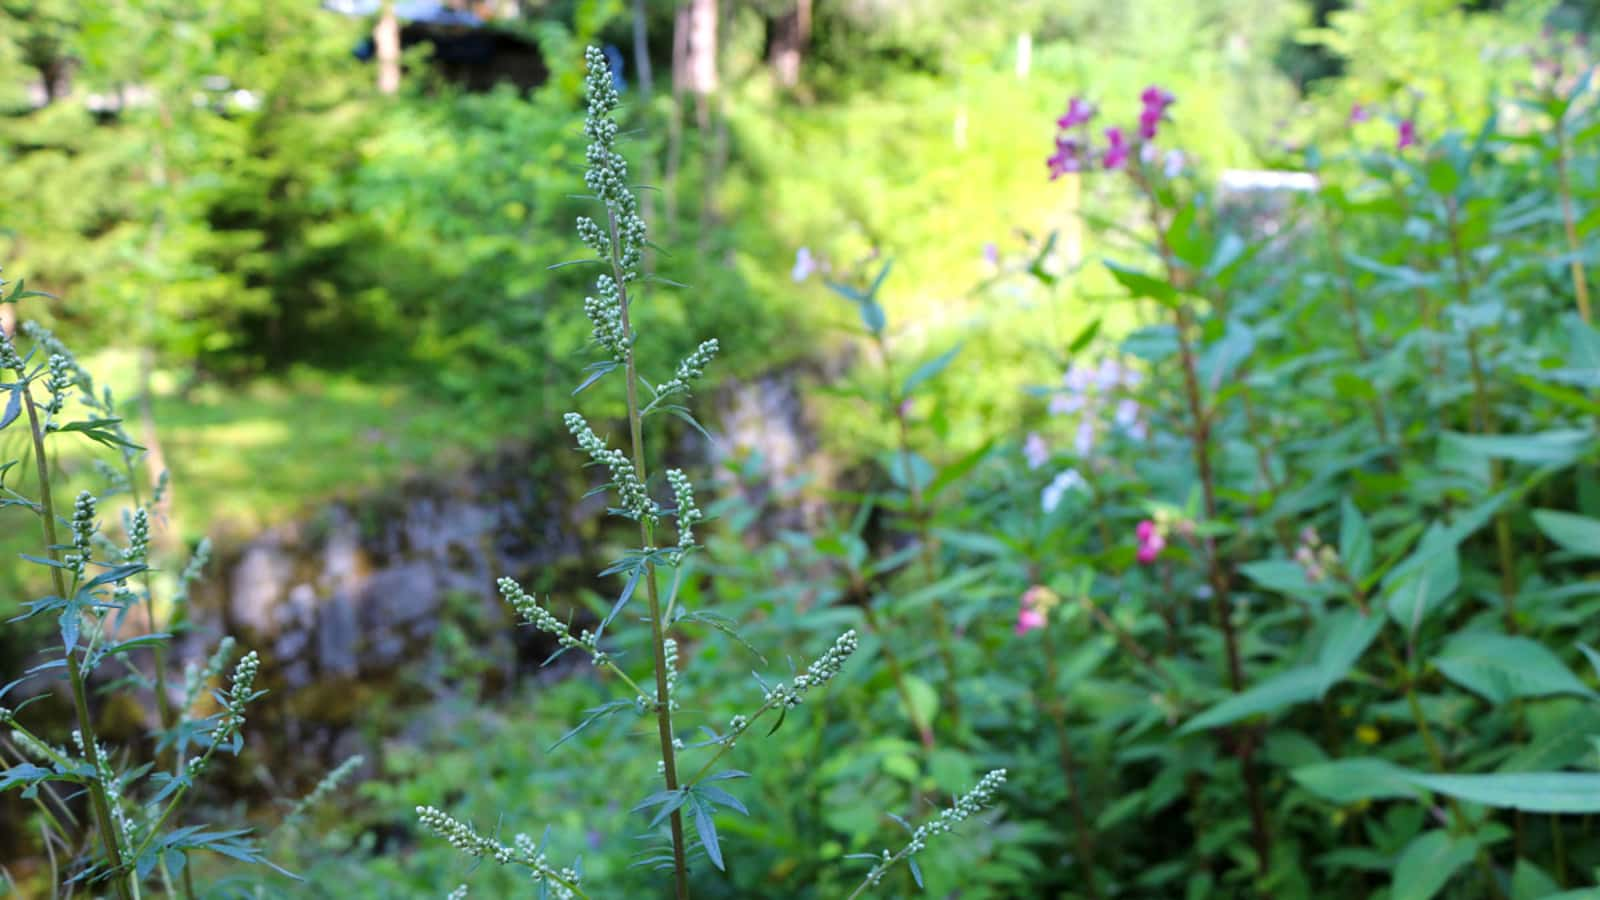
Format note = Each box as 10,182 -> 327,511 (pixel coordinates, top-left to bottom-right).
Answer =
203,450 -> 582,712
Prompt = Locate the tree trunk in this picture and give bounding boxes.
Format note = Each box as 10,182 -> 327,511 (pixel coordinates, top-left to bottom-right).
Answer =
376,3 -> 401,95
677,0 -> 717,127
768,0 -> 811,89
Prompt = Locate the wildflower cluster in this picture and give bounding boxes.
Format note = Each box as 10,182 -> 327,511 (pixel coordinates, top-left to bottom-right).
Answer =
849,769 -> 1009,897
655,338 -> 720,401
666,467 -> 702,557
565,412 -> 653,522
765,629 -> 858,710
1048,86 -> 1181,178
0,327 -> 22,374
1347,101 -> 1422,152
69,489 -> 97,578
123,506 -> 150,563
1294,527 -> 1341,583
582,44 -> 644,279
416,807 -> 585,899
218,650 -> 260,738
498,577 -> 610,667
583,275 -> 629,361
1015,585 -> 1062,636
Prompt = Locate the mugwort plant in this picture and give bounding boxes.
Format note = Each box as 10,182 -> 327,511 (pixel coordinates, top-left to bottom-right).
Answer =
414,46 -> 1008,898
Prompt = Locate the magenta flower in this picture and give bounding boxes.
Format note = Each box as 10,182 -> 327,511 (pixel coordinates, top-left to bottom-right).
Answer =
1349,103 -> 1371,123
1136,519 -> 1166,564
1140,86 -> 1175,113
1396,119 -> 1418,151
1102,127 -> 1129,170
1015,585 -> 1058,635
1057,96 -> 1096,130
1138,106 -> 1162,140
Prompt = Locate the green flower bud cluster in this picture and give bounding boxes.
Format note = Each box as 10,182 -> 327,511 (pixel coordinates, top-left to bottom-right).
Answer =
22,321 -> 89,388
666,468 -> 702,559
512,832 -> 583,898
581,47 -> 642,280
416,807 -> 583,897
0,329 -> 21,375
765,629 -> 859,710
909,768 -> 1007,851
219,651 -> 260,737
583,274 -> 629,361
856,769 -> 1009,893
45,353 -> 72,415
576,216 -> 611,259
498,577 -> 611,666
566,412 -> 653,522
656,339 -> 720,403
69,490 -> 97,577
123,507 -> 150,563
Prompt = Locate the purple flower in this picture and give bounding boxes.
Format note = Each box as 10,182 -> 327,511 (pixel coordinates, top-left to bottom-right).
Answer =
1114,398 -> 1144,438
1048,135 -> 1087,180
1396,119 -> 1418,151
1023,432 -> 1050,470
1056,96 -> 1096,130
1049,392 -> 1081,416
982,241 -> 1000,267
1102,127 -> 1129,170
1349,103 -> 1371,124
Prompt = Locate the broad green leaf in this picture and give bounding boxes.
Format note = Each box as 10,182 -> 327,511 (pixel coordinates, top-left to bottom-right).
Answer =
1179,667 -> 1323,734
1314,609 -> 1383,680
1433,632 -> 1595,704
1104,259 -> 1178,306
1291,757 -> 1423,805
1532,510 -> 1600,557
1239,560 -> 1332,602
1511,859 -> 1562,900
1339,498 -> 1374,582
1439,430 -> 1589,467
1409,772 -> 1600,813
1384,525 -> 1460,632
1392,830 -> 1475,900
901,675 -> 937,732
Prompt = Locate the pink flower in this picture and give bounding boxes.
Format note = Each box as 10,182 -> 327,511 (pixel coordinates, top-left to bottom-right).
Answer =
1102,127 -> 1129,170
1016,584 -> 1057,635
1057,96 -> 1096,130
1396,119 -> 1418,151
1348,103 -> 1371,123
1136,519 -> 1166,564
1016,607 -> 1047,635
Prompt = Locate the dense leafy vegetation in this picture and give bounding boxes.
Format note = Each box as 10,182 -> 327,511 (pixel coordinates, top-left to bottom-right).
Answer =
3,0 -> 1600,898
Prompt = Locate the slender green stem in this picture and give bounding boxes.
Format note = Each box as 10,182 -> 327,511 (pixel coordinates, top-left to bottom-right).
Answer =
22,387 -> 133,899
1443,199 -> 1518,631
1043,637 -> 1101,900
1132,173 -> 1272,875
1554,125 -> 1592,324
874,330 -> 962,730
606,206 -> 690,900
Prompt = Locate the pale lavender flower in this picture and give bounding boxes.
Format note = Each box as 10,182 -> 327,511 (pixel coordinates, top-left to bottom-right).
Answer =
1073,419 -> 1096,456
1024,432 -> 1050,470
792,247 -> 818,283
